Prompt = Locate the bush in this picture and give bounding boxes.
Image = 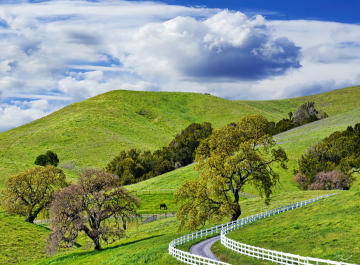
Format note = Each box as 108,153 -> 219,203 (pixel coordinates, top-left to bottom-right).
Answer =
295,123 -> 360,190
293,173 -> 308,190
308,170 -> 354,190
35,150 -> 59,167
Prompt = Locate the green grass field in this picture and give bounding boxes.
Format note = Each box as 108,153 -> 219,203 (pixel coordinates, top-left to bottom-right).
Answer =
213,189 -> 360,265
1,86 -> 359,187
16,191 -> 332,265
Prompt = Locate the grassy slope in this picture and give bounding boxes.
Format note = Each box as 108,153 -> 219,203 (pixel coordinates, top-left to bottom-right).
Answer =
0,91 -> 280,187
213,188 -> 360,265
0,212 -> 49,264
1,86 -> 359,188
127,107 -> 360,195
27,191 -> 331,265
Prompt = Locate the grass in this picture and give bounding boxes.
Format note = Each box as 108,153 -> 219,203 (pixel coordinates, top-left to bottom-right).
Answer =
0,212 -> 49,264
1,86 -> 360,187
212,190 -> 360,265
126,164 -> 199,192
16,191 -> 331,265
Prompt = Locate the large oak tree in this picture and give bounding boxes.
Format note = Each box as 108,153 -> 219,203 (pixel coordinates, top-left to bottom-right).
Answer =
175,115 -> 288,230
2,166 -> 67,223
47,169 -> 139,252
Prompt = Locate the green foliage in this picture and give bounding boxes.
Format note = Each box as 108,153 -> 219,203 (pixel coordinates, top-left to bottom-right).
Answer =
296,123 -> 360,189
2,166 -> 67,223
106,122 -> 212,185
176,115 -> 288,229
35,150 -> 59,167
169,122 -> 213,166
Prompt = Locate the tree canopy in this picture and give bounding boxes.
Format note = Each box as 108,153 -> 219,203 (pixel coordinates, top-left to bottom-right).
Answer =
47,169 -> 139,252
106,122 -> 212,184
2,166 -> 67,223
35,150 -> 59,167
175,115 -> 288,230
295,123 -> 359,189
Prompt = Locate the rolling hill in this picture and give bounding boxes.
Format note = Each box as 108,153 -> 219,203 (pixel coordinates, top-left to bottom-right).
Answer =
0,86 -> 359,188
0,85 -> 360,264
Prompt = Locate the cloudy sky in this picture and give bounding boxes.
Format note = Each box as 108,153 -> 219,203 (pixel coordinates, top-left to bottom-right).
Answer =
0,0 -> 360,131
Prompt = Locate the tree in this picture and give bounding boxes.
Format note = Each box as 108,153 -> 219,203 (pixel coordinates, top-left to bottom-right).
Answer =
47,169 -> 139,252
175,115 -> 288,230
2,166 -> 67,223
35,150 -> 59,167
293,102 -> 327,125
169,122 -> 213,167
295,123 -> 360,189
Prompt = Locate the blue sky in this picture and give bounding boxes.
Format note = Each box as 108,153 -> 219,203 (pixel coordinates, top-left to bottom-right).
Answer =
0,0 -> 360,131
159,0 -> 360,23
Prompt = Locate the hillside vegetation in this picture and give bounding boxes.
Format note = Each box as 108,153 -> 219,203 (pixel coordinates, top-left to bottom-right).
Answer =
127,107 -> 360,195
0,86 -> 359,187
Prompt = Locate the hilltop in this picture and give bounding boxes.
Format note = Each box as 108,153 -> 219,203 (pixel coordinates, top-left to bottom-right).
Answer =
0,86 -> 359,187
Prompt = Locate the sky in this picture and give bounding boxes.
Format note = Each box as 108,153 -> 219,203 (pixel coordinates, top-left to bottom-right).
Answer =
0,0 -> 360,132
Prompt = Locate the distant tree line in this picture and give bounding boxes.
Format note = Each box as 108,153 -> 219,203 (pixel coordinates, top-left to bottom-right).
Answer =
105,122 -> 213,185
294,123 -> 360,190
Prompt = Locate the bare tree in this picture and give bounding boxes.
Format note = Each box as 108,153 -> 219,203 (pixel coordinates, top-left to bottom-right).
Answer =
47,169 -> 139,253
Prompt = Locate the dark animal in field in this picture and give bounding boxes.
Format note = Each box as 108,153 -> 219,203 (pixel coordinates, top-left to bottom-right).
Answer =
160,203 -> 167,210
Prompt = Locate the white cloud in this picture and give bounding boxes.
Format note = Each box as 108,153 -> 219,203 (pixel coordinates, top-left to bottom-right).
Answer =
0,1 -> 359,131
0,100 -> 51,131
124,10 -> 301,82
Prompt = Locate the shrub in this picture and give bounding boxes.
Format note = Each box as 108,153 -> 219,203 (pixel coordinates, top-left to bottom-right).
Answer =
293,173 -> 308,190
35,150 -> 59,167
308,170 -> 354,190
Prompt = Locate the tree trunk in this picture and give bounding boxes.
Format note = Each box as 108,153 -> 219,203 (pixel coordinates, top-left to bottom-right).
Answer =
25,214 -> 36,223
230,205 -> 241,221
93,237 -> 101,250
230,190 -> 242,222
25,206 -> 44,223
121,216 -> 127,230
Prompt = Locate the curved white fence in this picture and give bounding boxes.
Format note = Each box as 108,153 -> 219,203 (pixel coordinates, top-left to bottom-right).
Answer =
169,193 -> 357,265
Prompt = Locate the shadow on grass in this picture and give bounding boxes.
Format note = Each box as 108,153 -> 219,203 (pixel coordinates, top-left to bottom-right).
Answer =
48,234 -> 164,262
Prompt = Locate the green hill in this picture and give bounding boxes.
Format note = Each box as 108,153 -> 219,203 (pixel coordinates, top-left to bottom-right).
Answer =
0,86 -> 359,188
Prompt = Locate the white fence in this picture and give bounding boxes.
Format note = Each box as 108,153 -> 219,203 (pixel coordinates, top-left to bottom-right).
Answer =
169,193 -> 357,265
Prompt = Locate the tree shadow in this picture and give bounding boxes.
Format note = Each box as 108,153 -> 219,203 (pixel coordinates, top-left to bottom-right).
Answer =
49,234 -> 164,262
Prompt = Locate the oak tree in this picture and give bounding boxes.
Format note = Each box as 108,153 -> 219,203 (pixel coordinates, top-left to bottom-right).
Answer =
2,166 -> 67,223
175,115 -> 288,230
47,169 -> 139,252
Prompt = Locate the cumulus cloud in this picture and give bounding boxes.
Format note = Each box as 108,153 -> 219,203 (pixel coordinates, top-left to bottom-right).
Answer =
125,11 -> 301,80
0,0 -> 359,131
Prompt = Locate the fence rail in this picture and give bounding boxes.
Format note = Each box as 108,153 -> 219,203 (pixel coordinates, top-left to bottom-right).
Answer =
169,193 -> 357,265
